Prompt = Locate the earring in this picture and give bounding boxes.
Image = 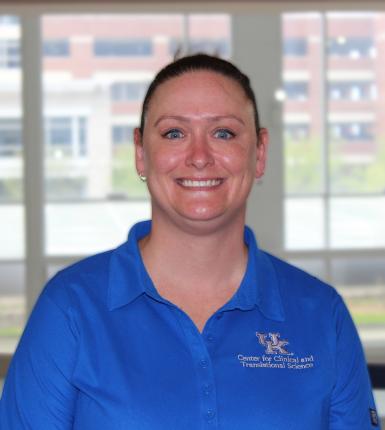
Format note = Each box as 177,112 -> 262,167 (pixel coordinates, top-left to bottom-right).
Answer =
138,172 -> 147,182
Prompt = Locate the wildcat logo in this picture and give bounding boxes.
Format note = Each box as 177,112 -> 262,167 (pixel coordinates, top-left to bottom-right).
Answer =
256,332 -> 291,355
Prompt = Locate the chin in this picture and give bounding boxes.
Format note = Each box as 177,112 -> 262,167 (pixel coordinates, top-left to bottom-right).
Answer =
177,204 -> 225,221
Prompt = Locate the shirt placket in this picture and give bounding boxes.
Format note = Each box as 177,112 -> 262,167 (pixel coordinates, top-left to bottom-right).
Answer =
174,308 -> 220,430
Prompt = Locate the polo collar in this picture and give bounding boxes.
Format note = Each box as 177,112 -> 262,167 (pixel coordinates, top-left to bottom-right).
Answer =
108,220 -> 153,310
107,220 -> 285,322
221,226 -> 285,321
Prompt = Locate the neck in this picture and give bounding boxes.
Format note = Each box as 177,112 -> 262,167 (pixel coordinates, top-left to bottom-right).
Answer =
139,216 -> 248,296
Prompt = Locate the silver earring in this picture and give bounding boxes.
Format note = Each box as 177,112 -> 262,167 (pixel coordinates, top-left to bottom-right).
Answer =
138,172 -> 147,182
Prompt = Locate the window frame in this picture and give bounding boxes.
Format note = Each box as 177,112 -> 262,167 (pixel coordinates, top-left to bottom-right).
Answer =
0,2 -> 383,368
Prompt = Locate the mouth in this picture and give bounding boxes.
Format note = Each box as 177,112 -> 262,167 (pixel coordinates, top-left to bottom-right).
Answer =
176,178 -> 224,188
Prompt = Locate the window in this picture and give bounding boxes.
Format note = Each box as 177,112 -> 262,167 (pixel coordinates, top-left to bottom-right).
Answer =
0,39 -> 20,68
283,37 -> 307,56
41,13 -> 231,259
112,125 -> 135,145
283,12 -> 385,360
111,82 -> 149,102
330,122 -> 374,141
0,7 -> 383,377
94,39 -> 152,57
0,16 -> 24,355
45,116 -> 87,158
0,16 -> 19,25
284,81 -> 308,100
0,119 -> 22,157
328,36 -> 374,58
43,39 -> 70,56
285,123 -> 310,140
328,81 -> 376,101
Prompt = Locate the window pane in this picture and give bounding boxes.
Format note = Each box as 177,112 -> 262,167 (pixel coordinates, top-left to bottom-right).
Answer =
0,16 -> 24,353
46,201 -> 150,255
94,39 -> 153,57
43,14 -> 231,256
42,14 -> 184,204
282,13 -> 323,195
0,262 -> 25,354
285,197 -> 325,250
283,11 -> 385,363
327,12 -> 385,194
330,196 -> 385,248
43,39 -> 70,57
331,257 -> 385,361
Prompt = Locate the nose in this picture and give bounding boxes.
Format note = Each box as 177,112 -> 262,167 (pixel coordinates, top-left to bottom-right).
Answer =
185,134 -> 214,169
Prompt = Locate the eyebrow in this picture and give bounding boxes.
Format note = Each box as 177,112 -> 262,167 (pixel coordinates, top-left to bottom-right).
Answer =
153,115 -> 245,127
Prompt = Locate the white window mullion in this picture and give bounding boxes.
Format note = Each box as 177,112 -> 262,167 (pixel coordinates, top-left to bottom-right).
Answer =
21,12 -> 45,314
233,13 -> 284,254
319,13 -> 332,283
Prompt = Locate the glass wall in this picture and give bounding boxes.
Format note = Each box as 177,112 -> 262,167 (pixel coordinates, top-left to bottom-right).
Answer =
283,12 -> 385,359
42,14 -> 231,257
0,15 -> 25,353
0,6 -> 383,367
0,12 -> 231,354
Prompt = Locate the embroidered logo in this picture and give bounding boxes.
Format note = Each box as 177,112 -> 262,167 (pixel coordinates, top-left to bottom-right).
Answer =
256,332 -> 291,355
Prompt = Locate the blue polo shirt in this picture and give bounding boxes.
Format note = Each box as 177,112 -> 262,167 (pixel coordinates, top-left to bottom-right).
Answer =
0,220 -> 379,429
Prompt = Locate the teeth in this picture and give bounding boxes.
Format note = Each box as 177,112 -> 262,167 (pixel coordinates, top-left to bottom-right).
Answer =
180,179 -> 221,187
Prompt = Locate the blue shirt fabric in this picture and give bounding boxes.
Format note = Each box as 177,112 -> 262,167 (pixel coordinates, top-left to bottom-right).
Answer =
0,220 -> 380,429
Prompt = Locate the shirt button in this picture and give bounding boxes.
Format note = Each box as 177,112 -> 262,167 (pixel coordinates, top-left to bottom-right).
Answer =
200,359 -> 208,368
207,334 -> 214,342
206,409 -> 216,420
203,384 -> 212,395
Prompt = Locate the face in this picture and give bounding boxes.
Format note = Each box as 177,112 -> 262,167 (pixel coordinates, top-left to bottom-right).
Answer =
135,70 -> 268,232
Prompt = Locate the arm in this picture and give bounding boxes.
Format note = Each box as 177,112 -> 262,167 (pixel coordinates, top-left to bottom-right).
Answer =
0,287 -> 78,429
329,294 -> 380,429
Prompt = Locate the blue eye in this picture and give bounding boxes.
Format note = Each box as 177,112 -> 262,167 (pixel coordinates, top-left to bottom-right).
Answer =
214,129 -> 235,140
163,128 -> 184,139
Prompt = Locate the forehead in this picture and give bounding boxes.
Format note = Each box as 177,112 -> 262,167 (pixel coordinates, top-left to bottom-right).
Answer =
147,70 -> 250,114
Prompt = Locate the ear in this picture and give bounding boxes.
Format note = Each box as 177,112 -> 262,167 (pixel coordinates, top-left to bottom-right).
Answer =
255,128 -> 269,179
134,127 -> 146,175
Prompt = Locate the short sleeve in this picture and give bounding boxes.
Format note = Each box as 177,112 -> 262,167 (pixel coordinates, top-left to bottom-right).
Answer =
0,285 -> 79,429
329,293 -> 380,429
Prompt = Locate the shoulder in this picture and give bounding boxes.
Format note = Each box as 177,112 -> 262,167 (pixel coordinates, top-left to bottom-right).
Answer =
260,250 -> 343,316
42,247 -> 117,312
264,251 -> 337,297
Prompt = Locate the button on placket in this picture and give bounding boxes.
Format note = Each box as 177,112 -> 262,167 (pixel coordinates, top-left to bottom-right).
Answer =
197,358 -> 218,428
206,409 -> 216,421
203,383 -> 212,396
174,307 -> 219,428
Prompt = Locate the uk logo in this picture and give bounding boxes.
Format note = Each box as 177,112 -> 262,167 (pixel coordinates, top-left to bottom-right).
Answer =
256,332 -> 291,355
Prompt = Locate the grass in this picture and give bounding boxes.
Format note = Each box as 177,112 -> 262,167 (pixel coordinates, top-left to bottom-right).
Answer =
0,326 -> 23,337
352,314 -> 385,326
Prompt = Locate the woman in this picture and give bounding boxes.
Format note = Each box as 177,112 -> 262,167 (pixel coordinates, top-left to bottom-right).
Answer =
0,54 -> 379,429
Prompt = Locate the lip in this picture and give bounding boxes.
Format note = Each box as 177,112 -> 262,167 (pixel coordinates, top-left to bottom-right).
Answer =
175,177 -> 225,189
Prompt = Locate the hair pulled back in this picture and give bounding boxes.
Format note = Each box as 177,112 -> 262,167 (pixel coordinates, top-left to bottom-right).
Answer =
139,54 -> 260,136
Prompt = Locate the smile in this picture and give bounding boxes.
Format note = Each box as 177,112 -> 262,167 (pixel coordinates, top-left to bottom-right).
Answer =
177,178 -> 223,188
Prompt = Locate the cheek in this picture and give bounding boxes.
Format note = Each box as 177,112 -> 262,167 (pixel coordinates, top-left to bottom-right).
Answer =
219,146 -> 256,174
146,147 -> 183,173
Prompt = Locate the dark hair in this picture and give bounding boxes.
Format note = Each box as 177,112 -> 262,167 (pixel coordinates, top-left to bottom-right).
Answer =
139,53 -> 260,136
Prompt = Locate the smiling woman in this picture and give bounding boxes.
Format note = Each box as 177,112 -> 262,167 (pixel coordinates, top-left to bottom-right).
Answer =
134,67 -> 267,234
0,54 -> 379,430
